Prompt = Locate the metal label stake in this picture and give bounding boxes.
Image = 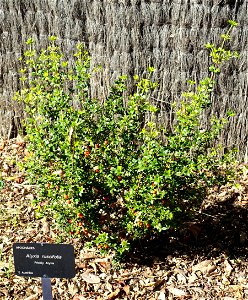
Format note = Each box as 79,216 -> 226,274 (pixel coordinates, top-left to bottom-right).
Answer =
42,277 -> 53,300
13,243 -> 75,299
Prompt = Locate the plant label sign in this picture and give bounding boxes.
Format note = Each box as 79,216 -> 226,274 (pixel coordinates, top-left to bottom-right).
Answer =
13,243 -> 75,278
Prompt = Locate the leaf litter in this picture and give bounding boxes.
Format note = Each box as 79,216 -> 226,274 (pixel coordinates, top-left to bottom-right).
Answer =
0,137 -> 247,299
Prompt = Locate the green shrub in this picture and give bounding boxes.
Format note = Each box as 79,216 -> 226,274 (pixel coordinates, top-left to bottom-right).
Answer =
15,21 -> 239,257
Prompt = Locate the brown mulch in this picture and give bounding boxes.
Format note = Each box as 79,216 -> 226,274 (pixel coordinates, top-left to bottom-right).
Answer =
0,137 -> 247,300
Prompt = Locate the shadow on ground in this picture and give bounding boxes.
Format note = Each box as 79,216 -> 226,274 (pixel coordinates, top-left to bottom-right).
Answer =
126,193 -> 248,265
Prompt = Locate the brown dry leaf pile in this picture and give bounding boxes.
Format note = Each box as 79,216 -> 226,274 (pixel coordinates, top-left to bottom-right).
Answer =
0,137 -> 247,300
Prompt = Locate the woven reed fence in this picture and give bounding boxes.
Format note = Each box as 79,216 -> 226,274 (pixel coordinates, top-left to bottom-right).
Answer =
0,0 -> 247,160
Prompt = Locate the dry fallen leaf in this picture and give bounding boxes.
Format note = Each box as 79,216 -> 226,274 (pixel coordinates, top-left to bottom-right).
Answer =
0,141 -> 5,150
68,282 -> 79,296
41,220 -> 50,234
188,272 -> 198,283
52,169 -> 64,176
158,290 -> 166,300
94,257 -> 112,272
16,134 -> 25,146
187,222 -> 202,239
167,286 -> 188,297
24,294 -> 39,300
73,295 -> 87,300
192,259 -> 216,274
224,259 -> 233,276
177,272 -> 187,284
2,163 -> 10,172
81,271 -> 101,284
107,288 -> 121,300
152,278 -> 165,290
123,284 -> 130,295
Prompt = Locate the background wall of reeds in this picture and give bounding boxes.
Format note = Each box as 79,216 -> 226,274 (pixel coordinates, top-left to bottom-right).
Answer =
0,0 -> 247,160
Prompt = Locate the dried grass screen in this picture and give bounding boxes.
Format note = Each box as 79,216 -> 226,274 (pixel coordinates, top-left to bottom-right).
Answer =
0,0 -> 247,160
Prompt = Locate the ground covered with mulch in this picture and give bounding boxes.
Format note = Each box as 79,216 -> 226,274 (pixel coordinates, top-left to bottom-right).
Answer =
0,137 -> 247,300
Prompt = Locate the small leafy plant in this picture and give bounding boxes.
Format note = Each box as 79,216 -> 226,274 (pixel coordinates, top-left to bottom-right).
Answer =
15,21 -> 239,257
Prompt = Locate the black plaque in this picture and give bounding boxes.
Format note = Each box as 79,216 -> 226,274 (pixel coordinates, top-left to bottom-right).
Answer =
13,243 -> 75,278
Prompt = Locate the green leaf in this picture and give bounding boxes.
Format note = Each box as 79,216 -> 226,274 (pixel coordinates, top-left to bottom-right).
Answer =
227,20 -> 238,27
147,66 -> 155,73
133,74 -> 139,81
209,65 -> 220,73
0,180 -> 4,190
188,79 -> 196,85
221,34 -> 231,41
26,38 -> 34,45
205,43 -> 214,49
226,110 -> 236,117
49,36 -> 58,42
